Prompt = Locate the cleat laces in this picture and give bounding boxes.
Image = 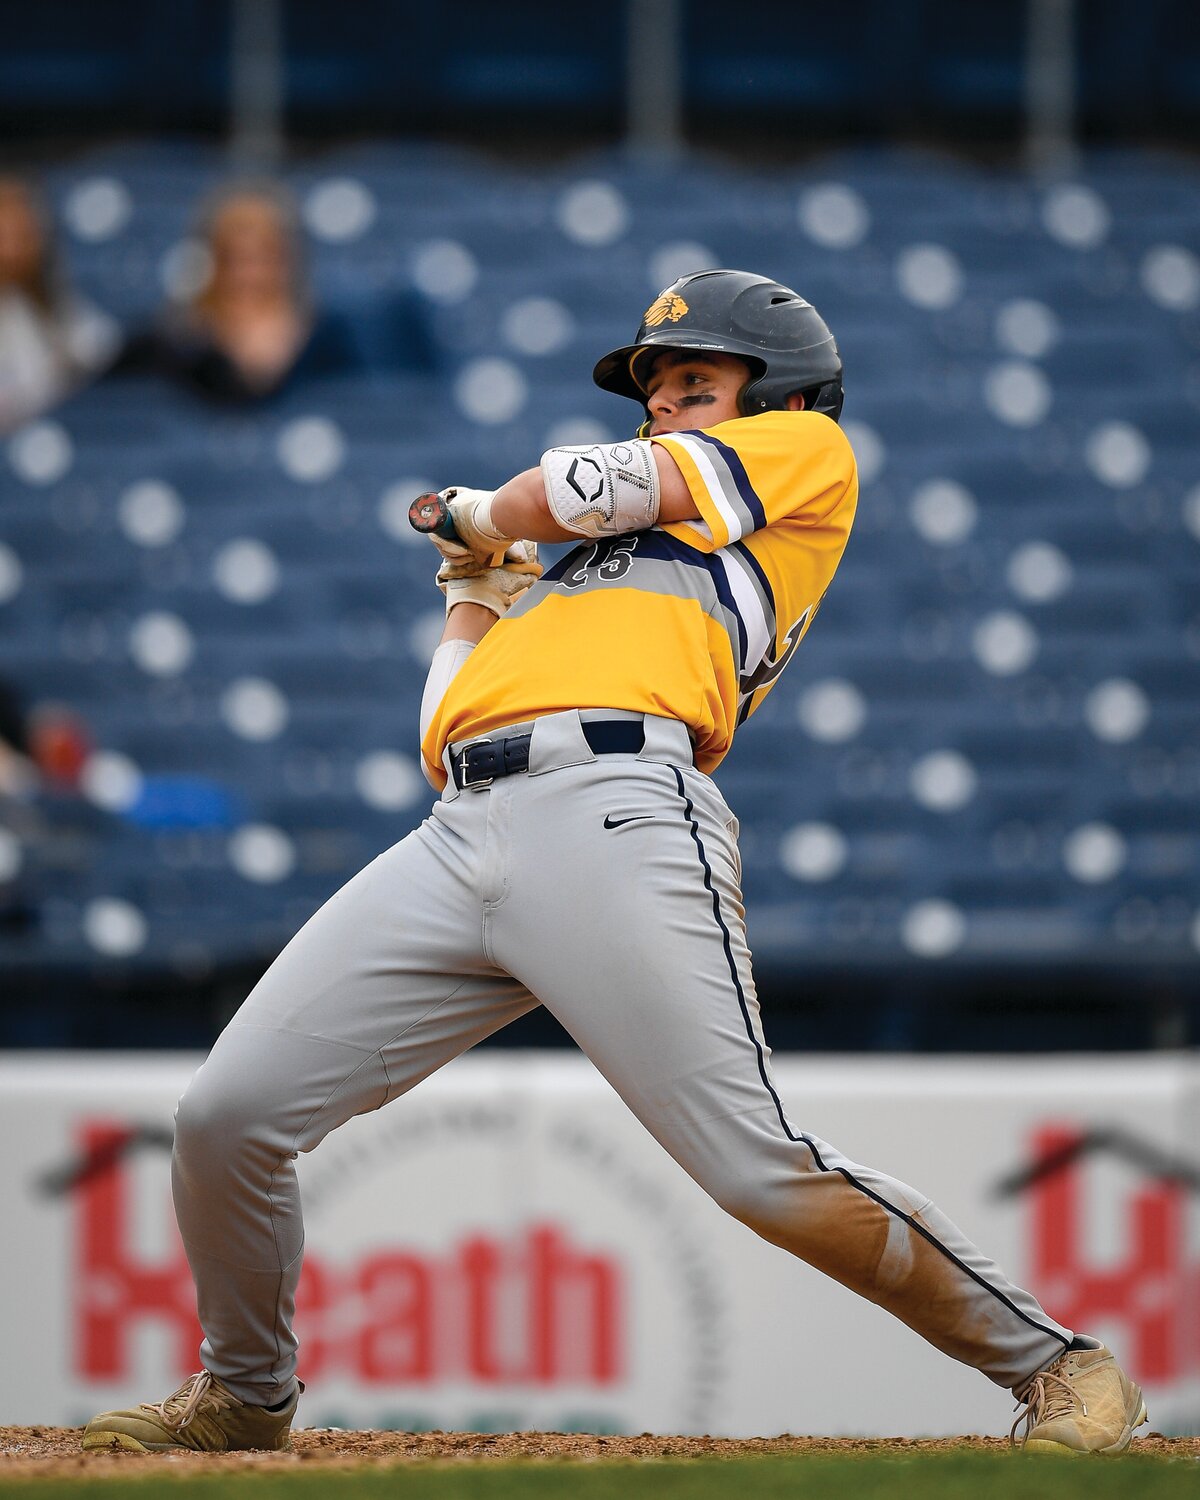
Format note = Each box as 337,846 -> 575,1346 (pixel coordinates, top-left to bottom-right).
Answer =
142,1371 -> 235,1432
1010,1363 -> 1088,1447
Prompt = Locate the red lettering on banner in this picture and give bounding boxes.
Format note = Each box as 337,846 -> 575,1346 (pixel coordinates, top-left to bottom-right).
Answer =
293,1253 -> 330,1379
355,1253 -> 433,1382
461,1237 -> 505,1380
335,1228 -> 621,1385
75,1123 -> 202,1378
530,1225 -> 619,1383
73,1117 -> 622,1388
1029,1125 -> 1190,1382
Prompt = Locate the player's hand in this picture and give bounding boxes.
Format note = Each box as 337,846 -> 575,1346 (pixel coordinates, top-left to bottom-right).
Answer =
435,539 -> 541,618
434,486 -> 514,565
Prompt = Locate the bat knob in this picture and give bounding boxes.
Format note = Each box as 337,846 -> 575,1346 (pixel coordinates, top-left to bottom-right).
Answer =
408,492 -> 447,533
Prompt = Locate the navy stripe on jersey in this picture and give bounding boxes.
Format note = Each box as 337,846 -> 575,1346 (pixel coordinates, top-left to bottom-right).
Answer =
542,544 -> 591,586
709,554 -> 747,664
730,540 -> 776,622
692,432 -> 768,532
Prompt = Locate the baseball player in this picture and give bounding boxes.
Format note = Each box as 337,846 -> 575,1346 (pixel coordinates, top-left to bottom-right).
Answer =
84,270 -> 1144,1456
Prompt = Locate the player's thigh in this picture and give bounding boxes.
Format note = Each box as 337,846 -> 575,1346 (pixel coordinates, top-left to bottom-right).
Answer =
497,764 -> 785,1195
186,817 -> 535,1154
232,816 -> 489,1045
184,973 -> 537,1161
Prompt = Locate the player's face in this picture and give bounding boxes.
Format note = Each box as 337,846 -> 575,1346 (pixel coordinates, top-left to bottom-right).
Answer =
644,352 -> 750,434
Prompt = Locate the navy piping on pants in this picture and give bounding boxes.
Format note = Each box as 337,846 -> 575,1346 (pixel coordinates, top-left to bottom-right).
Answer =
669,767 -> 1071,1355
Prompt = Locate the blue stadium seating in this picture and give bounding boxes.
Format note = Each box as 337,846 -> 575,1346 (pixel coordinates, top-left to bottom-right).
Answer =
0,141 -> 1197,1021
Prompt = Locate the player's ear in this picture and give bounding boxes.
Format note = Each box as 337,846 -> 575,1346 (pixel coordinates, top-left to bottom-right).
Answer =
785,391 -> 807,412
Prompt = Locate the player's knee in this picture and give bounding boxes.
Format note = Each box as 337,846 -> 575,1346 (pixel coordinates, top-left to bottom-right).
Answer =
704,1171 -> 783,1236
172,1059 -> 264,1171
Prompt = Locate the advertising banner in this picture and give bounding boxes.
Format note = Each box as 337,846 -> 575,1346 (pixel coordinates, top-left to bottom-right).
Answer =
1,1052 -> 1197,1437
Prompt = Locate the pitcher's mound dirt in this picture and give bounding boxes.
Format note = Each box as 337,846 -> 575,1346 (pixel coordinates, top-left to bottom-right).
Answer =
2,1426 -> 1195,1479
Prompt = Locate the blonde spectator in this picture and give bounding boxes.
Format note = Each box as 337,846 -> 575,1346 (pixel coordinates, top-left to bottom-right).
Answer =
0,176 -> 119,432
118,184 -> 359,401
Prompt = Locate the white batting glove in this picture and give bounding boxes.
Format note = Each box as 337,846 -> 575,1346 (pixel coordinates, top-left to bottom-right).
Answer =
436,539 -> 541,618
437,486 -> 515,564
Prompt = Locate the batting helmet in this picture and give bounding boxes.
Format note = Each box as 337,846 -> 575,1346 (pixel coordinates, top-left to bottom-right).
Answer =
593,268 -> 844,426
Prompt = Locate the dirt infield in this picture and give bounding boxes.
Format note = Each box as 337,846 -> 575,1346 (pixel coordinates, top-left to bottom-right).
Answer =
1,1425 -> 1196,1479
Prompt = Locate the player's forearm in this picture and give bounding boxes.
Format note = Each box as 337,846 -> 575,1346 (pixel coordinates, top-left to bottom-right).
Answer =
441,600 -> 499,645
490,446 -> 699,542
490,469 -> 580,543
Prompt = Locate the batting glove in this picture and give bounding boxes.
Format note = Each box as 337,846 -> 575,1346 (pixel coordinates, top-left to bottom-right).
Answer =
431,486 -> 515,565
436,539 -> 541,618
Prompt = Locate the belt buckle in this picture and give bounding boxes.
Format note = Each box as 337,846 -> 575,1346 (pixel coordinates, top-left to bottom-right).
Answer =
457,737 -> 496,790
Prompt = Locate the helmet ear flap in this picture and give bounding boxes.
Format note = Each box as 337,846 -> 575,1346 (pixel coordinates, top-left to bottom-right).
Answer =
732,355 -> 774,417
737,375 -> 771,417
809,380 -> 845,423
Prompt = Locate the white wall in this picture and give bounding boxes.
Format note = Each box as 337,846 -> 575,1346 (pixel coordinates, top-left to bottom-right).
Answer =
1,1051 -> 1197,1436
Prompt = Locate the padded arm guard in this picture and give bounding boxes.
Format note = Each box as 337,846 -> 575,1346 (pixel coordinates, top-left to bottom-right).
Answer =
541,439 -> 661,538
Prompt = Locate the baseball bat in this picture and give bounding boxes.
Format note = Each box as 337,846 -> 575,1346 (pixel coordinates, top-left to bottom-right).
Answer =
408,491 -> 506,567
408,491 -> 460,543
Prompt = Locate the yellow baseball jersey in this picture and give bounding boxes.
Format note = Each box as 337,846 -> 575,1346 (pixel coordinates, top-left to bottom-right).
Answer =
421,410 -> 858,787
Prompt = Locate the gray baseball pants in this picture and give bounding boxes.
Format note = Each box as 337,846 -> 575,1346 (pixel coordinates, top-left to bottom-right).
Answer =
171,709 -> 1073,1407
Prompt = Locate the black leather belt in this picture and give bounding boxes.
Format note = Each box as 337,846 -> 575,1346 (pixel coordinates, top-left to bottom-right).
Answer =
450,720 -> 647,790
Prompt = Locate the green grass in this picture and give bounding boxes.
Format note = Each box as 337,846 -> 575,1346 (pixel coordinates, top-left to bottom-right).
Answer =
2,1454 -> 1197,1500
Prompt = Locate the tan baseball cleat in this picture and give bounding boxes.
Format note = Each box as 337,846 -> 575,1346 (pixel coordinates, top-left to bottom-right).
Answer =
81,1370 -> 300,1453
1011,1343 -> 1147,1455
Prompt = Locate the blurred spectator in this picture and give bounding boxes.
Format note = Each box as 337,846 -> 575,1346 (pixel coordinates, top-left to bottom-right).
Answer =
0,681 -> 97,943
0,175 -> 119,432
116,183 -> 362,402
26,700 -> 91,790
0,677 -> 37,798
0,680 -> 91,796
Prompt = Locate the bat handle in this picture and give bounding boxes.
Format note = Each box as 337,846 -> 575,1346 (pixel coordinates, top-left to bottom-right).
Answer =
408,491 -> 460,542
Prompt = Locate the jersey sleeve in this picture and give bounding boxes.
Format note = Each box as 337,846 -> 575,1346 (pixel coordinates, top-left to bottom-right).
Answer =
652,410 -> 856,553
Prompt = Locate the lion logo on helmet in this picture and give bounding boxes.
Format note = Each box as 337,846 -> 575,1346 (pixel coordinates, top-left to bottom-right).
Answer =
643,292 -> 689,327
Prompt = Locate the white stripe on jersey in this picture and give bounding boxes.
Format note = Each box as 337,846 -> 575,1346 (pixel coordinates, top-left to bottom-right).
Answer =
715,550 -> 771,673
663,432 -> 744,544
672,516 -> 714,544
